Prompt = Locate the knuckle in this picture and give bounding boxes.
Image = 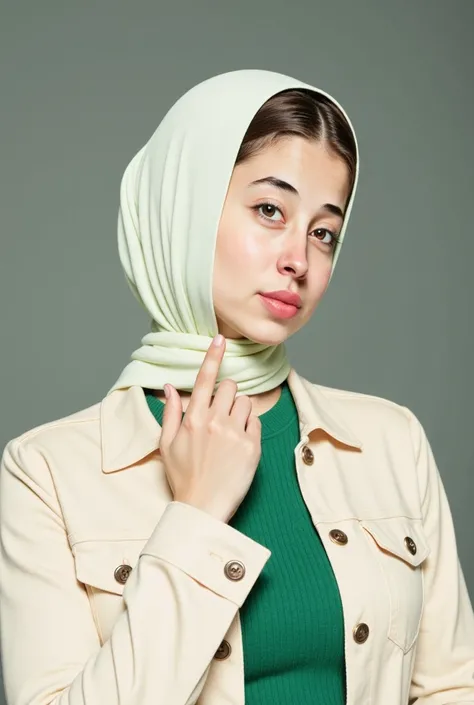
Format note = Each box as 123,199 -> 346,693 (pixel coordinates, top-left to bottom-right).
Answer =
228,429 -> 242,446
182,414 -> 198,431
207,417 -> 222,434
220,378 -> 237,393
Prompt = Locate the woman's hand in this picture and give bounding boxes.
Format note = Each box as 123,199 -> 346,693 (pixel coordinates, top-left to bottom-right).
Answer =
159,335 -> 262,524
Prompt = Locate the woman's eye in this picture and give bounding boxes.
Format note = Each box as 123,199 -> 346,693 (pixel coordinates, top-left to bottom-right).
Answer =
312,227 -> 338,247
256,203 -> 283,221
254,205 -> 339,248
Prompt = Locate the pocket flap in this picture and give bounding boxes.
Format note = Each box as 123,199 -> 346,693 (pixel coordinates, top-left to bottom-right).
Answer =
72,539 -> 146,595
360,517 -> 431,568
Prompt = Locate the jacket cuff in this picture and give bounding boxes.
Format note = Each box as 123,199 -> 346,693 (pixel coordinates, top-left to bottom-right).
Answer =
140,500 -> 272,607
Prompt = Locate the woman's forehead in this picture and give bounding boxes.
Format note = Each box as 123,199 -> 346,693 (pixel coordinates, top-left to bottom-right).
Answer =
230,138 -> 351,200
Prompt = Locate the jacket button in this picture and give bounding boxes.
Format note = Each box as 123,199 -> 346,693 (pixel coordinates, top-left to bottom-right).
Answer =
214,640 -> 232,660
301,445 -> 314,465
224,560 -> 246,581
404,537 -> 417,555
329,529 -> 348,545
353,623 -> 370,644
114,564 -> 132,584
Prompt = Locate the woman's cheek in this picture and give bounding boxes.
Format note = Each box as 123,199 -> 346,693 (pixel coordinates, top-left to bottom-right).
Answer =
237,225 -> 270,264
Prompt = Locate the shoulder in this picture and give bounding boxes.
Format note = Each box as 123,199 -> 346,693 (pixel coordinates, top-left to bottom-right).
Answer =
304,378 -> 434,504
309,375 -> 416,425
318,381 -> 412,419
1,397 -> 103,470
299,374 -> 425,452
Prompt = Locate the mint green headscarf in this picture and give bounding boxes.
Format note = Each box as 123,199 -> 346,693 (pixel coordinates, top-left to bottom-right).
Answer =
108,69 -> 359,396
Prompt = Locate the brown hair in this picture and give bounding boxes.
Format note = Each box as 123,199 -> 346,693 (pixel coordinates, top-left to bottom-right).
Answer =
234,88 -> 357,199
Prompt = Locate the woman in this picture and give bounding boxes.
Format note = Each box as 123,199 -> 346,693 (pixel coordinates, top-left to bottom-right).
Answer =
0,69 -> 473,705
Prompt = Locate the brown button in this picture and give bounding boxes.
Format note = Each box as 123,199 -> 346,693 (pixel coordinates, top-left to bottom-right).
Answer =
353,623 -> 370,644
301,445 -> 314,465
224,560 -> 246,581
404,537 -> 417,555
214,640 -> 232,660
114,564 -> 132,584
329,529 -> 348,545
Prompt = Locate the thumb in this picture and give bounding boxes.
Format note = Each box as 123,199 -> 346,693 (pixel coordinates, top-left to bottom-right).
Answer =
159,384 -> 182,450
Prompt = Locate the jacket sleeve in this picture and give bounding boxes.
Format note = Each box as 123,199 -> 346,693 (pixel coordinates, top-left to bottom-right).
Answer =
0,437 -> 271,705
404,407 -> 474,704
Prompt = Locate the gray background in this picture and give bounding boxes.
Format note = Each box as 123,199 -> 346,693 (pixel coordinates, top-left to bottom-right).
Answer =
1,0 -> 473,701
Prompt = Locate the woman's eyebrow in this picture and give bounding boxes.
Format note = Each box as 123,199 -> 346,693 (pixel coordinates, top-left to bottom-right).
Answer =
248,176 -> 345,218
249,175 -> 299,195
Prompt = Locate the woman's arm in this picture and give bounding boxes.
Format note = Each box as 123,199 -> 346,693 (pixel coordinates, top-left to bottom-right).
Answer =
405,407 -> 474,704
0,437 -> 271,705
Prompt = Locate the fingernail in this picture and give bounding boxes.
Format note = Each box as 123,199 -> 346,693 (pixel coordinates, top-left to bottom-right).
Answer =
164,384 -> 170,399
214,334 -> 224,346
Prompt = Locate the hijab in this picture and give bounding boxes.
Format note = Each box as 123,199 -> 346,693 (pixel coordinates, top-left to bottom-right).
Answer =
108,69 -> 359,396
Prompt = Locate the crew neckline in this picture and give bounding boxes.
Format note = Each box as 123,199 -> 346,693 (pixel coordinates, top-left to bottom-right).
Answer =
143,378 -> 296,441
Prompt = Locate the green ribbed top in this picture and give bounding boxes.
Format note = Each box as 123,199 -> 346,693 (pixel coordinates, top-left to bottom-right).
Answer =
144,380 -> 346,704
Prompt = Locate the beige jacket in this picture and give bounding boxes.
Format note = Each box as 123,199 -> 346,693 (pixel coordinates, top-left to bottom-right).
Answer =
1,368 -> 473,705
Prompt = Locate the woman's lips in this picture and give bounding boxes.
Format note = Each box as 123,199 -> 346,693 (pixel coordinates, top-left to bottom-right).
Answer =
258,294 -> 300,319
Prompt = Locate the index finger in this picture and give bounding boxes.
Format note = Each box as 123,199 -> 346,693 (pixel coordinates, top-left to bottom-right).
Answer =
185,335 -> 225,415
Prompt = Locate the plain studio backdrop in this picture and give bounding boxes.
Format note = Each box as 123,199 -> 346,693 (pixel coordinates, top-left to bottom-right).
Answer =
0,1 -> 473,701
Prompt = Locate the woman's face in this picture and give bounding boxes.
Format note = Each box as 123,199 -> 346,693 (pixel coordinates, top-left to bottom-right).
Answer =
213,135 -> 351,344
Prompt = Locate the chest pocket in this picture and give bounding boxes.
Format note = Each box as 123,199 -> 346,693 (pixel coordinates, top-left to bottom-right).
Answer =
72,539 -> 146,644
360,517 -> 431,653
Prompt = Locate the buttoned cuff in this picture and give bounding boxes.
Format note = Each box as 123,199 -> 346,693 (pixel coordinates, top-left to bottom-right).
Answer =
140,500 -> 271,607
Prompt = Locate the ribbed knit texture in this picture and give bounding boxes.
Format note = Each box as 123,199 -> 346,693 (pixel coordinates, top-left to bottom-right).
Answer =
144,381 -> 346,704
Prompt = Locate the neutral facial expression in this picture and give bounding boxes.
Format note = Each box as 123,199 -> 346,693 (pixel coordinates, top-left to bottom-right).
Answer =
213,135 -> 351,344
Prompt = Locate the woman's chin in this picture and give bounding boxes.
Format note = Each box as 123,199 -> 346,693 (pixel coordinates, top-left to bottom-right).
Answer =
242,324 -> 294,347
216,313 -> 297,346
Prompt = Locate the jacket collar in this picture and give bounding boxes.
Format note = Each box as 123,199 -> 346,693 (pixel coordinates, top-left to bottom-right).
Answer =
101,367 -> 363,473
